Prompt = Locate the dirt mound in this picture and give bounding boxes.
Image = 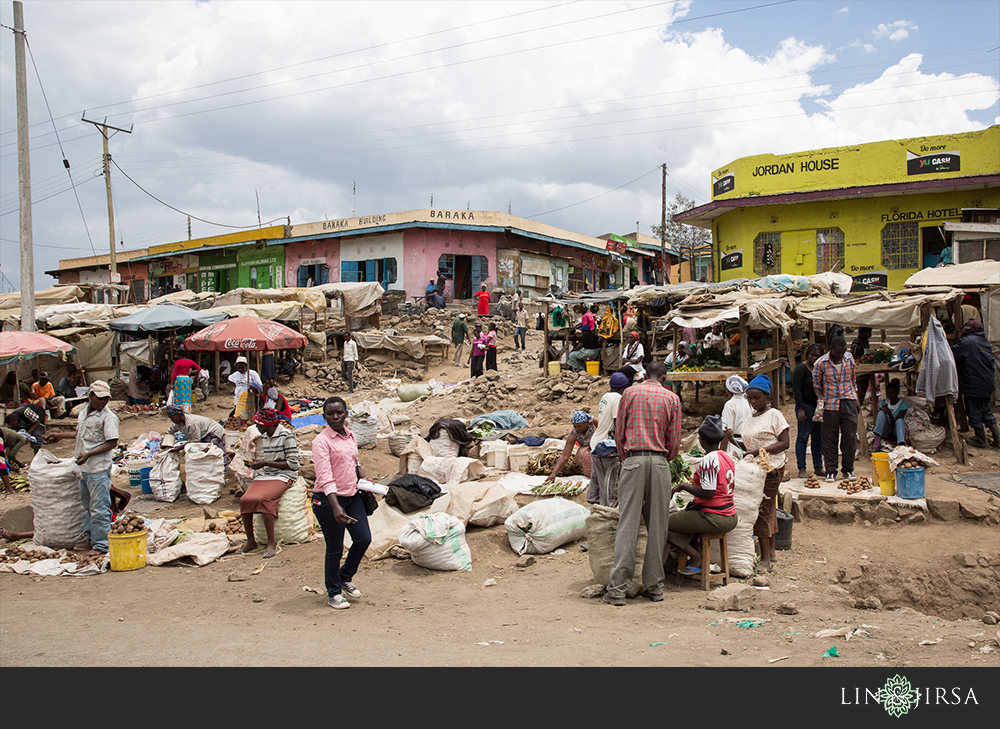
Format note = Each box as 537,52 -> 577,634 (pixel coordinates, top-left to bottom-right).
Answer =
845,551 -> 1000,620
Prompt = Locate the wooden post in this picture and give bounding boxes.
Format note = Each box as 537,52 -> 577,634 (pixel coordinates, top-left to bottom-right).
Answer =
214,351 -> 221,395
857,400 -> 869,458
739,314 -> 749,369
808,318 -> 815,345
946,399 -> 966,465
543,302 -> 550,374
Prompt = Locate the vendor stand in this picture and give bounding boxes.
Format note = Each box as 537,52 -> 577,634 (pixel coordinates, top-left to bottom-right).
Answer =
535,290 -> 629,375
0,330 -> 76,419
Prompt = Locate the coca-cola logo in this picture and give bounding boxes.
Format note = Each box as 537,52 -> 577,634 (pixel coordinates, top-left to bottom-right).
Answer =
224,338 -> 262,349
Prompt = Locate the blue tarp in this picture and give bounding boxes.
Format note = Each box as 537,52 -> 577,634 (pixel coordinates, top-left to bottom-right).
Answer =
470,410 -> 528,430
291,414 -> 326,428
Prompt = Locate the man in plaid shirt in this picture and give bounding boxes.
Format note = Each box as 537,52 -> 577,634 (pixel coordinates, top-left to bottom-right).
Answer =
812,336 -> 859,481
606,361 -> 681,605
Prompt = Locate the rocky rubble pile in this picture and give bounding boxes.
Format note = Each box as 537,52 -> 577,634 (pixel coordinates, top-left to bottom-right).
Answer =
302,361 -> 384,393
387,305 -> 516,339
534,369 -> 608,405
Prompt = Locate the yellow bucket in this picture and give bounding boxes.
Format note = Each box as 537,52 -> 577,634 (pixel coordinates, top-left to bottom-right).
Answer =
108,530 -> 147,572
548,361 -> 561,377
871,452 -> 894,496
585,361 -> 600,376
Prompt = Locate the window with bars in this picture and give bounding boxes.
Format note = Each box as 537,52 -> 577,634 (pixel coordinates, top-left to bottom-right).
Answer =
881,222 -> 920,270
754,232 -> 782,275
815,228 -> 845,273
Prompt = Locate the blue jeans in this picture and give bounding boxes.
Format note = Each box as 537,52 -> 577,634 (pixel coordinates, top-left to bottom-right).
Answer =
312,492 -> 372,597
514,327 -> 526,349
874,411 -> 906,443
795,402 -> 824,472
79,470 -> 112,552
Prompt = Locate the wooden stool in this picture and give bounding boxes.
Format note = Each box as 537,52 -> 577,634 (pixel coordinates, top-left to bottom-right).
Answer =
675,533 -> 730,591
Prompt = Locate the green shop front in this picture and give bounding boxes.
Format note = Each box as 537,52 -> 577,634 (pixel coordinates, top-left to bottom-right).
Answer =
198,249 -> 239,293
238,245 -> 285,289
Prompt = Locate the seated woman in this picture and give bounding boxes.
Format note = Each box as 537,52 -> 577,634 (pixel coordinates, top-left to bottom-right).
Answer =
703,322 -> 729,354
263,381 -> 294,423
128,365 -> 153,405
873,378 -> 908,450
668,415 -> 738,576
56,364 -> 83,398
618,331 -> 645,383
548,410 -> 596,480
239,408 -> 299,558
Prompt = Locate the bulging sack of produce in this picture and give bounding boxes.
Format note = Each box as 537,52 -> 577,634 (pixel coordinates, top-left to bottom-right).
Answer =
505,497 -> 589,556
28,450 -> 85,549
253,477 -> 314,546
397,383 -> 432,403
586,504 -> 647,586
149,450 -> 184,503
348,405 -> 378,450
729,456 -> 767,578
399,513 -> 472,571
183,442 -> 226,504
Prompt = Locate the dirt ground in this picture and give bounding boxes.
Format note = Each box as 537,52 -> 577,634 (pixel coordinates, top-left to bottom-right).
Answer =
2,320 -> 999,668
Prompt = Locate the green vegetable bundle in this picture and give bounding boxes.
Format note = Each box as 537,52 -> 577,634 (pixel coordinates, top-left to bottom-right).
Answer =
669,455 -> 692,484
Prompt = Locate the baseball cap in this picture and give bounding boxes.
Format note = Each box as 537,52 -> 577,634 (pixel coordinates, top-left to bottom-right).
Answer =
89,380 -> 112,398
459,313 -> 466,319
235,356 -> 249,365
39,371 -> 51,380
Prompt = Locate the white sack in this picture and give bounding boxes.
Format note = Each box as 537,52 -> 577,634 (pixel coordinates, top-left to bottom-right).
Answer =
147,532 -> 231,567
397,383 -> 432,402
399,513 -> 472,571
586,504 -> 647,587
183,442 -> 226,505
252,476 -> 314,545
28,450 -> 85,550
418,456 -> 486,491
148,450 -> 184,503
504,498 -> 590,555
729,456 -> 767,578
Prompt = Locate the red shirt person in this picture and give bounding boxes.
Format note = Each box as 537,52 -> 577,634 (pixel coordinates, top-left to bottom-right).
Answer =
473,284 -> 491,317
171,358 -> 201,382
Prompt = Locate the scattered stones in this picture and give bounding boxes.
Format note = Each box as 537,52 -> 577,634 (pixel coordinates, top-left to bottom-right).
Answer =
802,500 -> 829,520
625,580 -> 645,599
927,498 -> 962,522
581,584 -> 606,599
825,585 -> 850,598
959,501 -> 990,521
830,503 -> 856,524
227,572 -> 248,582
955,552 -> 979,568
705,583 -> 757,612
982,611 -> 999,625
202,507 -> 219,520
515,555 -> 535,568
775,602 -> 799,615
751,575 -> 769,587
854,596 -> 882,610
837,566 -> 863,583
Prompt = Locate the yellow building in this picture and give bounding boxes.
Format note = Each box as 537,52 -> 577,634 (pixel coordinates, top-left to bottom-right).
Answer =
675,127 -> 1000,290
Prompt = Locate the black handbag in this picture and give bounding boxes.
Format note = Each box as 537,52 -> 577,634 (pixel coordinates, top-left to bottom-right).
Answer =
359,489 -> 378,516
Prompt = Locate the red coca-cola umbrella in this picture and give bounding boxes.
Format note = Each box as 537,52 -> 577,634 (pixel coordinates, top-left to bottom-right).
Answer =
184,316 -> 307,352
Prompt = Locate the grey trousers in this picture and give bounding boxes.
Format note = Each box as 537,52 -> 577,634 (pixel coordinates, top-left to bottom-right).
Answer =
822,399 -> 858,476
607,454 -> 671,598
587,454 -> 619,507
453,341 -> 465,365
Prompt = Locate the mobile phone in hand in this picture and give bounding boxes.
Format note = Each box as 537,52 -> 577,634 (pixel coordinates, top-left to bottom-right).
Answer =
344,515 -> 358,524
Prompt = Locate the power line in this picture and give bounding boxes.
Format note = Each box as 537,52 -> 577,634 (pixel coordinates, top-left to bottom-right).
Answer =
528,166 -> 661,218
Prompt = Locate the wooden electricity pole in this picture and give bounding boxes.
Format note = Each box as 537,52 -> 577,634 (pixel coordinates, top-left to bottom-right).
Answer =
660,163 -> 670,285
82,115 -> 132,278
14,1 -> 35,331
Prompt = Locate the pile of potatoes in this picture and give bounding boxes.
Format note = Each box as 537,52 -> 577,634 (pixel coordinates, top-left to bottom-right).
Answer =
838,476 -> 872,494
110,513 -> 147,535
58,552 -> 107,568
208,516 -> 244,535
803,474 -> 822,489
898,458 -> 922,469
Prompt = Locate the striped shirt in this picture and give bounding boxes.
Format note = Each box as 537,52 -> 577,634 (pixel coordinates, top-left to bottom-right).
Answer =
812,352 -> 857,411
614,381 -> 682,459
255,424 -> 299,482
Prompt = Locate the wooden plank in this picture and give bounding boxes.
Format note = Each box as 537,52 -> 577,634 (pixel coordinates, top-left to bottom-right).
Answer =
857,399 -> 869,458
946,399 -> 966,465
739,315 -> 748,369
779,477 -> 884,504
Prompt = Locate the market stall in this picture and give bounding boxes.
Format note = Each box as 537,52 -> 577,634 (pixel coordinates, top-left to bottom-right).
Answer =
535,290 -> 629,376
0,331 -> 76,416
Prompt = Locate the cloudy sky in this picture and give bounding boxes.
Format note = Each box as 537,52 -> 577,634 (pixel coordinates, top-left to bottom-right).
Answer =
1,0 -> 997,292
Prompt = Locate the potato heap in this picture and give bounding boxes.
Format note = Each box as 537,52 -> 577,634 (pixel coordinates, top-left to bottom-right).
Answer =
803,473 -> 822,489
110,513 -> 146,535
58,551 -> 107,568
207,516 -> 244,535
838,476 -> 871,494
898,458 -> 922,469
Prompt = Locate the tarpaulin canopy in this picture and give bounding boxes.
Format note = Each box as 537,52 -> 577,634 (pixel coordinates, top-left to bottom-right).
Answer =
0,330 -> 75,366
0,302 -> 118,328
904,261 -> 1000,288
311,282 -> 385,317
212,287 -> 327,313
354,331 -> 450,360
0,285 -> 86,310
799,289 -> 963,330
109,302 -> 229,333
184,315 -> 307,352
146,290 -> 219,310
211,302 -> 303,322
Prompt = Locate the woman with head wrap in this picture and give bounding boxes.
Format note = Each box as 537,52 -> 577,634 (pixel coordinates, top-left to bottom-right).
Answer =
737,374 -> 789,572
668,415 -> 739,577
238,408 -> 299,558
720,375 -> 752,459
619,331 -> 646,383
548,410 -> 596,481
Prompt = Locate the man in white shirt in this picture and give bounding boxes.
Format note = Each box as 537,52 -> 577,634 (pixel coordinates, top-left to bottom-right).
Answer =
228,355 -> 263,413
587,372 -> 629,507
342,332 -> 359,394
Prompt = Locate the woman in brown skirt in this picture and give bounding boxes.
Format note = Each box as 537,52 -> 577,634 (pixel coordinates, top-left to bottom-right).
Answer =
739,375 -> 790,573
240,408 -> 299,558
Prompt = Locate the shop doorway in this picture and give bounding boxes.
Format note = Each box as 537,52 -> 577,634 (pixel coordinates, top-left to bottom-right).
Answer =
922,225 -> 951,268
297,263 -> 329,287
341,258 -> 397,289
438,254 -> 488,299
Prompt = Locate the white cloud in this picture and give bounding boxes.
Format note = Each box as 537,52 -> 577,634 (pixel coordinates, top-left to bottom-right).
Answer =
836,7 -> 849,14
845,39 -> 878,54
873,20 -> 918,42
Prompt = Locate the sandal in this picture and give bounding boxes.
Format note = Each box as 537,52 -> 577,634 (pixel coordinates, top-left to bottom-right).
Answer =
262,550 -> 276,559
678,565 -> 702,576
239,544 -> 258,554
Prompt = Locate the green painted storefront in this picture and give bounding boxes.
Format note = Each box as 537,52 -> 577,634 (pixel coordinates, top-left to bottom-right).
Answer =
198,249 -> 239,293
237,245 -> 285,289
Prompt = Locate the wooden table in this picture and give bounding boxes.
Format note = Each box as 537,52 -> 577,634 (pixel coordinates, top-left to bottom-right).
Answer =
664,358 -> 787,408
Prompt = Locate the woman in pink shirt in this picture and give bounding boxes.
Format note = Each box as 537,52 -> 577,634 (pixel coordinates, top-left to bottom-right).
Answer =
311,396 -> 372,610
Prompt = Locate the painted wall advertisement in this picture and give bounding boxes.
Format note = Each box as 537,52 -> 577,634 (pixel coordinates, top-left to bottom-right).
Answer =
850,270 -> 889,291
721,248 -> 743,271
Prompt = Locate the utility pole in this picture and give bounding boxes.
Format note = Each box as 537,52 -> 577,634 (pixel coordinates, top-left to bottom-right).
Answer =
14,1 -> 35,331
82,114 -> 132,279
660,163 -> 670,285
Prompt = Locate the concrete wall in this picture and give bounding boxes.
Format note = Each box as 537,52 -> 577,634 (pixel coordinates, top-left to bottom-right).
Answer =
401,228 -> 498,298
284,238 -> 341,286
714,187 -> 1000,290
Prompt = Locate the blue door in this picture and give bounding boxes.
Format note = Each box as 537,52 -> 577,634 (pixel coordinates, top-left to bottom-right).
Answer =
341,261 -> 361,283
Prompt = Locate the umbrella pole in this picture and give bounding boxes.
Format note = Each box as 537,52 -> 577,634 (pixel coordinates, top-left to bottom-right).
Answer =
214,351 -> 220,397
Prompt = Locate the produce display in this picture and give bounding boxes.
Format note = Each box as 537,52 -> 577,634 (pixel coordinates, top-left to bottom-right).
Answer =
224,417 -> 250,432
669,454 -> 693,483
7,472 -> 29,492
858,349 -> 894,365
116,404 -> 159,414
110,513 -> 147,535
803,473 -> 822,489
207,516 -> 244,535
524,449 -> 583,477
897,458 -> 923,469
838,476 -> 872,494
0,545 -> 106,568
530,479 -> 586,497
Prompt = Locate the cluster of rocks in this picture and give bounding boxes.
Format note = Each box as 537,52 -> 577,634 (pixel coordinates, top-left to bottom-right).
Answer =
533,369 -> 608,404
302,361 -> 383,393
456,370 -> 520,410
387,305 -> 517,340
793,494 -> 1000,526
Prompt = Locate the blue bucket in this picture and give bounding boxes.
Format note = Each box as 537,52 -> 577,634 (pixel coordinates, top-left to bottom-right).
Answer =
140,466 -> 153,495
895,467 -> 925,499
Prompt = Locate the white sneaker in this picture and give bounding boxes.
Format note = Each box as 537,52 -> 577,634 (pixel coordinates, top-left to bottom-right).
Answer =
342,581 -> 363,598
327,594 -> 350,609
844,472 -> 855,479
825,473 -> 836,482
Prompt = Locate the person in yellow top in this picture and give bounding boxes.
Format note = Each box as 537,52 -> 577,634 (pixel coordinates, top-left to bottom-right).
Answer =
30,372 -> 67,420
